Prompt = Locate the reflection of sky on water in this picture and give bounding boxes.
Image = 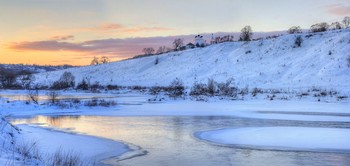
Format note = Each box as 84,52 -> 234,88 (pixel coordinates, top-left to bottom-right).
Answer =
12,116 -> 350,166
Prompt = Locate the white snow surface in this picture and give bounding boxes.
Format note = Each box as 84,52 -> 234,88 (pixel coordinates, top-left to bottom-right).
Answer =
16,124 -> 129,162
33,30 -> 350,93
197,127 -> 350,152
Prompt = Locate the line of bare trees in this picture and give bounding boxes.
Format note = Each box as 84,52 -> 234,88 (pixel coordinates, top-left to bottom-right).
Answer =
90,56 -> 110,65
288,16 -> 350,34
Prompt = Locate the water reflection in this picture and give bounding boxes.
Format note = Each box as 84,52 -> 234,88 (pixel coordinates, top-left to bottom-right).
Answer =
12,116 -> 350,166
1,93 -> 118,102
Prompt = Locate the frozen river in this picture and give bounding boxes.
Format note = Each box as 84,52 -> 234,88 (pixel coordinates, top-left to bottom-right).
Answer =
13,115 -> 350,166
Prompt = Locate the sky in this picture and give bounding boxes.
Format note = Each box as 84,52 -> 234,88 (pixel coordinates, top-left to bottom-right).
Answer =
0,0 -> 349,66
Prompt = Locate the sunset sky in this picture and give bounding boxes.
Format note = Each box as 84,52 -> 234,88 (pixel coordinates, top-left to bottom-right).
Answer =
1,0 -> 349,66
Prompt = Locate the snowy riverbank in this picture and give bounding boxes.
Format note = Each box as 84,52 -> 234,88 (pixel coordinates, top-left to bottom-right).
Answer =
1,90 -> 349,165
0,116 -> 131,165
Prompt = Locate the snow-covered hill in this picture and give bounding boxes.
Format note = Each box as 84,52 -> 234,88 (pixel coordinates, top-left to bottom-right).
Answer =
33,29 -> 350,93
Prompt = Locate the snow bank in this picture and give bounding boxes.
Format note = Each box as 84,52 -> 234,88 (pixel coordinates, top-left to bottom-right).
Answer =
16,125 -> 130,163
0,116 -> 21,165
197,127 -> 350,152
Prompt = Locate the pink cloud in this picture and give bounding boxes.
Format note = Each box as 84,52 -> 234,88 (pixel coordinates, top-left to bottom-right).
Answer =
7,31 -> 285,60
50,35 -> 74,41
327,4 -> 350,16
80,23 -> 174,33
122,27 -> 174,33
82,23 -> 124,31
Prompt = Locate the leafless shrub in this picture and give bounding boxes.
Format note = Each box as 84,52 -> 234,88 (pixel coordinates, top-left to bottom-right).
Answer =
84,98 -> 117,107
337,96 -> 348,101
89,82 -> 103,93
106,85 -> 120,90
297,92 -> 310,97
129,86 -> 147,91
207,79 -> 216,96
27,88 -> 39,104
47,90 -> 60,104
217,78 -> 237,97
294,36 -> 303,47
190,83 -> 208,96
99,100 -> 117,107
314,91 -> 328,97
238,86 -> 249,96
288,26 -> 302,34
76,79 -> 89,90
267,94 -> 276,100
142,47 -> 155,55
251,88 -> 263,97
310,22 -> 329,33
269,89 -> 282,94
167,78 -> 185,98
330,22 -> 343,30
155,56 -> 159,65
173,38 -> 184,51
149,86 -> 167,95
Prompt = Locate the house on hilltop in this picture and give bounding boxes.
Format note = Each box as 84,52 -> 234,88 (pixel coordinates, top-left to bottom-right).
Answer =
195,35 -> 206,47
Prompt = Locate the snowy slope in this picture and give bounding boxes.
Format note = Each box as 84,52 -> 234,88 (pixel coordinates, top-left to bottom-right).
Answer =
33,29 -> 350,92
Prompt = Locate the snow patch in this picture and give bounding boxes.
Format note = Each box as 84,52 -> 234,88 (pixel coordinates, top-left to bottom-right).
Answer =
197,127 -> 350,152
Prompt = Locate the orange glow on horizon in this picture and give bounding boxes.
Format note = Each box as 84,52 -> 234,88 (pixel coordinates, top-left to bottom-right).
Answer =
0,48 -> 125,66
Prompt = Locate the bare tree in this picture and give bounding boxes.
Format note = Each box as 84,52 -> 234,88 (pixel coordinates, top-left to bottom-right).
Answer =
240,26 -> 253,41
288,26 -> 302,34
330,22 -> 343,30
173,38 -> 184,51
52,72 -> 75,89
168,78 -> 184,98
99,56 -> 110,64
61,72 -> 75,87
47,90 -> 60,104
310,22 -> 329,33
142,47 -> 155,55
343,16 -> 350,28
156,46 -> 166,54
90,57 -> 99,65
27,87 -> 39,104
